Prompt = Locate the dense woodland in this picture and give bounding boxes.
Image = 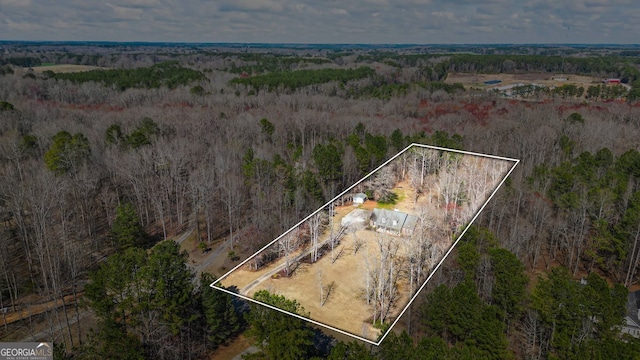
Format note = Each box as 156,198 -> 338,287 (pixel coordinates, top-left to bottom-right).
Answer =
1,43 -> 640,359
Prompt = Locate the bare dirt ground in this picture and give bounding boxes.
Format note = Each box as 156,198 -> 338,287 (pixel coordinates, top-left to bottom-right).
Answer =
31,64 -> 105,73
446,72 -> 602,90
208,334 -> 257,360
246,228 -> 411,340
1,303 -> 95,350
219,252 -> 284,290
1,292 -> 83,328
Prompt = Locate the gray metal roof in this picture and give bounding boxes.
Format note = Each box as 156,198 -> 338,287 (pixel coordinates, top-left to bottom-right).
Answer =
353,193 -> 367,201
627,290 -> 640,329
371,208 -> 416,233
403,214 -> 418,232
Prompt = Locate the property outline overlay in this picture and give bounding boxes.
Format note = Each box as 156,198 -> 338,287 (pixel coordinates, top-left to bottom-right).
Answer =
211,143 -> 520,346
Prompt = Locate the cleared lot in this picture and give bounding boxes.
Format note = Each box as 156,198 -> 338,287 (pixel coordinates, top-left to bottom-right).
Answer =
219,146 -> 517,343
31,64 -> 105,73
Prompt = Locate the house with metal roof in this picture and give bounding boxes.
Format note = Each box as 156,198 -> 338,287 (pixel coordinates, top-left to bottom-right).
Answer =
370,208 -> 418,236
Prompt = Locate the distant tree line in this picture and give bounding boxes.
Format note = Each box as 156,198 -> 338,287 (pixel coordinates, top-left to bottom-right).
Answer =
446,54 -> 636,77
53,61 -> 205,90
348,82 -> 465,100
227,56 -> 330,75
230,66 -> 375,91
0,57 -> 42,67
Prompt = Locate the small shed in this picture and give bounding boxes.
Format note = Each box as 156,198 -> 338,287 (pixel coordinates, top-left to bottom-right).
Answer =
353,193 -> 367,205
622,290 -> 640,338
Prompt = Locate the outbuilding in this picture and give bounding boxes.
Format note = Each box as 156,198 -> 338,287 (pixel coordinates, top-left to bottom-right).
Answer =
353,193 -> 367,205
622,290 -> 640,338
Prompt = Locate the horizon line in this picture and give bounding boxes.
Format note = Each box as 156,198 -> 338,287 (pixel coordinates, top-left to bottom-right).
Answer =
1,40 -> 640,47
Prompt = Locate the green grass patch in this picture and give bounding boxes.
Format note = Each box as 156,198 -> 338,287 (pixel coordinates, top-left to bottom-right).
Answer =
376,188 -> 406,209
39,63 -> 56,67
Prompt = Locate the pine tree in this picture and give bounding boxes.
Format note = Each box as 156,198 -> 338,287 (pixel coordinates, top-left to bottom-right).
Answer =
245,290 -> 314,359
110,202 -> 147,250
43,131 -> 91,174
199,273 -> 240,346
328,340 -> 375,360
142,240 -> 195,335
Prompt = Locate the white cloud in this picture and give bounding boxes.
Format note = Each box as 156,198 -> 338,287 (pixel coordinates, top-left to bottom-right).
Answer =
0,0 -> 638,43
219,0 -> 284,13
4,18 -> 37,31
1,0 -> 32,6
106,3 -> 145,20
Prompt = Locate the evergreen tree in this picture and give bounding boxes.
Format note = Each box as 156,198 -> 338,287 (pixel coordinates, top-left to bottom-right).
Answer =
43,131 -> 91,174
456,241 -> 480,280
0,100 -> 15,111
421,281 -> 512,359
199,273 -> 240,346
105,123 -> 126,146
244,290 -> 314,360
489,247 -> 528,320
259,117 -> 275,137
530,267 -> 632,359
110,202 -> 147,250
390,129 -> 404,151
85,247 -> 148,328
312,142 -> 344,183
142,240 -> 195,335
78,319 -> 145,360
126,117 -> 160,149
328,341 -> 375,360
379,331 -> 451,360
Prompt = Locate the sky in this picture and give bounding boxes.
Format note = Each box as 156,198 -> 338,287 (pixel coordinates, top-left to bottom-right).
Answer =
0,0 -> 639,44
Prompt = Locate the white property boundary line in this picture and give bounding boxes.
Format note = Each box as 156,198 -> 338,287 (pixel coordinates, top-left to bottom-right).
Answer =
212,143 -> 520,346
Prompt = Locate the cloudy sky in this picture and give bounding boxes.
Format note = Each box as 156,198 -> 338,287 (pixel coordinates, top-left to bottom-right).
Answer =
0,0 -> 638,44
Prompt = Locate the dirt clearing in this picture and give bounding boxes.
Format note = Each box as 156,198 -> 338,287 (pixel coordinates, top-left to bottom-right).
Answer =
246,229 -> 402,340
446,72 -> 602,90
31,64 -> 106,73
